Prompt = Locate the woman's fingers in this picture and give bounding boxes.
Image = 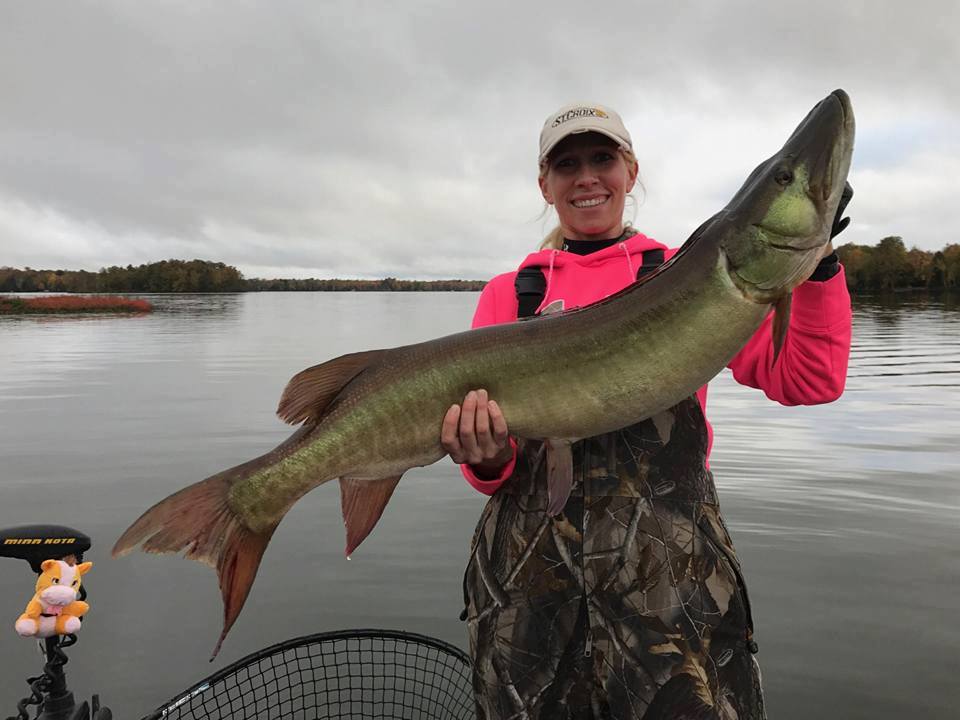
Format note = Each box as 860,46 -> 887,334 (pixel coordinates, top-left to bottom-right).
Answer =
443,389 -> 511,466
489,400 -> 509,447
475,389 -> 492,449
441,403 -> 464,461
459,391 -> 481,461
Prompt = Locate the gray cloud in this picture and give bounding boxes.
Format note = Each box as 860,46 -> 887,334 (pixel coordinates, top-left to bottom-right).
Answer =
1,1 -> 956,279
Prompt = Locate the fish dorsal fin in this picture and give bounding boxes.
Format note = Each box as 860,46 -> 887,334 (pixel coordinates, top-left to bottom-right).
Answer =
771,293 -> 792,367
340,475 -> 402,558
277,349 -> 386,425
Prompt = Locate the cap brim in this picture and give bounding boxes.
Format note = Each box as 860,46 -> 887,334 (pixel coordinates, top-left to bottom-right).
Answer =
539,127 -> 631,165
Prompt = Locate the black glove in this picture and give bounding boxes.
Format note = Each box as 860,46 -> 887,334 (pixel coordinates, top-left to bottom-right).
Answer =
830,182 -> 853,239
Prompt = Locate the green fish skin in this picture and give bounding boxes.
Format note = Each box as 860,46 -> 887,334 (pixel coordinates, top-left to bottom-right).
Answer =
113,90 -> 854,658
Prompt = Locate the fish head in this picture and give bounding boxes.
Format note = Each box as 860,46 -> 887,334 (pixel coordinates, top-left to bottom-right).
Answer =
721,89 -> 855,303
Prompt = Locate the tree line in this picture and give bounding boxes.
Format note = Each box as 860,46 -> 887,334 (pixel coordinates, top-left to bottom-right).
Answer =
836,238 -> 960,291
0,260 -> 485,293
243,277 -> 486,291
2,242 -> 959,294
0,260 -> 245,293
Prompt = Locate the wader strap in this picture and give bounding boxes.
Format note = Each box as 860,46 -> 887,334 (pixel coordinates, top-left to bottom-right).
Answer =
514,248 -> 665,319
638,248 -> 665,277
515,266 -> 547,319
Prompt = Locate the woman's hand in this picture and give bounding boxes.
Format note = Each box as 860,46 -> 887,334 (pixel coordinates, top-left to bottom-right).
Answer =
441,389 -> 513,478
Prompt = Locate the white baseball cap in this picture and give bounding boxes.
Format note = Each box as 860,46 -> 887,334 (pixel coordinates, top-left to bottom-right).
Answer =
538,102 -> 633,165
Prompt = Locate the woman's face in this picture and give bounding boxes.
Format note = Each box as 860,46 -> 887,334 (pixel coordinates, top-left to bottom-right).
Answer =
539,133 -> 638,241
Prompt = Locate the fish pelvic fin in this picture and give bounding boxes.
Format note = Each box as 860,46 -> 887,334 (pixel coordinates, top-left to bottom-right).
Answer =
545,438 -> 574,517
112,471 -> 278,661
339,475 -> 402,558
277,349 -> 388,425
771,292 -> 792,368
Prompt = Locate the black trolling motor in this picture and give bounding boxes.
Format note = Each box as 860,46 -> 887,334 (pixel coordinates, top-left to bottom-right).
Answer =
1,525 -> 111,720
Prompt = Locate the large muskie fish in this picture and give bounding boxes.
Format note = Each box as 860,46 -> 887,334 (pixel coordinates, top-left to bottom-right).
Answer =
115,90 -> 855,657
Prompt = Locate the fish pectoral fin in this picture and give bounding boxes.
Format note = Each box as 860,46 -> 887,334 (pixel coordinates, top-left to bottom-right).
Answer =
339,475 -> 402,558
277,349 -> 388,425
544,438 -> 574,517
771,292 -> 792,368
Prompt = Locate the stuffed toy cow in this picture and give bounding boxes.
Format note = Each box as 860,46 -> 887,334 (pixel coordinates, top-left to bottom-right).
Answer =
15,559 -> 92,638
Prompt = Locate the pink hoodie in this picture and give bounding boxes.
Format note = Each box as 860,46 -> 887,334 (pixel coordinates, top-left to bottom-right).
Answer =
462,231 -> 852,494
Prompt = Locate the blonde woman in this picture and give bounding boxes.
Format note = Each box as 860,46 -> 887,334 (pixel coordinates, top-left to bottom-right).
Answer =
443,103 -> 853,718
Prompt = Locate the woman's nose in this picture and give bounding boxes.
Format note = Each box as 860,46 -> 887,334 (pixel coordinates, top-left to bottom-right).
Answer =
575,167 -> 599,186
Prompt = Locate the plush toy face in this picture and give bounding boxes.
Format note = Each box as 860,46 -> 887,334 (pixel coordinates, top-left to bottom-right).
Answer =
36,559 -> 92,609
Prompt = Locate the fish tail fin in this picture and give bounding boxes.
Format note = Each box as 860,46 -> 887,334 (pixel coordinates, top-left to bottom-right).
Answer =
112,472 -> 277,660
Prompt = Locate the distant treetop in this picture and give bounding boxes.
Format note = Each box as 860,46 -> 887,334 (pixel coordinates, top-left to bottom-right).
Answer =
836,238 -> 960,291
0,260 -> 485,293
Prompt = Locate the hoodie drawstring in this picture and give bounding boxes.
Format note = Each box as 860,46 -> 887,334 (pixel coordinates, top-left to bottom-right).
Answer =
619,242 -> 636,281
534,249 -> 559,315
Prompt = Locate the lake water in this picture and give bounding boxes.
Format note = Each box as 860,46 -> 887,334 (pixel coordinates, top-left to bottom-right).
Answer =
0,292 -> 958,719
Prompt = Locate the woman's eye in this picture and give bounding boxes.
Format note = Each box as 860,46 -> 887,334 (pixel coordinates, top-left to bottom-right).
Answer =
593,152 -> 613,163
555,158 -> 575,169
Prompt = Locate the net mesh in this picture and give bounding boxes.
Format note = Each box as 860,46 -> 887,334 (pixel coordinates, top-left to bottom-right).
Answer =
146,629 -> 476,720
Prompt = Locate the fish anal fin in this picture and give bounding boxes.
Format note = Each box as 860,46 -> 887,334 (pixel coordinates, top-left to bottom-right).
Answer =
277,350 -> 386,426
771,293 -> 792,368
340,475 -> 402,558
544,438 -> 574,517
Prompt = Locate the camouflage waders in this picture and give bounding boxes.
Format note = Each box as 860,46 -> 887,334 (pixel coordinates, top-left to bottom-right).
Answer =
463,395 -> 766,719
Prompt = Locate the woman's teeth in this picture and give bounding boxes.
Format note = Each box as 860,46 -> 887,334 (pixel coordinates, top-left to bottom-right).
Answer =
572,197 -> 607,208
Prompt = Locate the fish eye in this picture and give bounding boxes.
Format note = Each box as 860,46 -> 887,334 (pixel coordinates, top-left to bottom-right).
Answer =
775,169 -> 793,186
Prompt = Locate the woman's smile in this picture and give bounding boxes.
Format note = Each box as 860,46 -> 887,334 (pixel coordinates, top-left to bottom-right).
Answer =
571,195 -> 609,208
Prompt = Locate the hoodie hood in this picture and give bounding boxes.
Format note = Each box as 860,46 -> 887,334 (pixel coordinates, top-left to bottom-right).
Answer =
516,232 -> 667,272
514,231 -> 670,315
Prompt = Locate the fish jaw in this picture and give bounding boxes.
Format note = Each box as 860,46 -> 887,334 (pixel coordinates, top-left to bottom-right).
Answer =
721,89 -> 855,304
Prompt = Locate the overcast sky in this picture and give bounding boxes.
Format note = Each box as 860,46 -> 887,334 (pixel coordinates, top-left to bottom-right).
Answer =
1,1 -> 956,280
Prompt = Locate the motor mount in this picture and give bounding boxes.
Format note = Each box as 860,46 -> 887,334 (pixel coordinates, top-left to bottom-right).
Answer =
0,525 -> 91,573
1,524 -> 109,720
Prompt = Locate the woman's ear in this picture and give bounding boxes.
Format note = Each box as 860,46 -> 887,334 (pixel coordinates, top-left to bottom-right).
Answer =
538,172 -> 554,205
625,159 -> 639,193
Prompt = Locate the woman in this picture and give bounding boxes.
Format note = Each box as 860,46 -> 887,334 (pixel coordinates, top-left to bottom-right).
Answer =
442,103 -> 853,719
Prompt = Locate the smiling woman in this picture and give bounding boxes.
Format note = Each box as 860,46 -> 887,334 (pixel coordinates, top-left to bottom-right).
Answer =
535,104 -> 640,250
443,99 -> 856,719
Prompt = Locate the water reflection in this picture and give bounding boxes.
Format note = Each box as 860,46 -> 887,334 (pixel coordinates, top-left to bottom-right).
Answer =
0,292 -> 957,719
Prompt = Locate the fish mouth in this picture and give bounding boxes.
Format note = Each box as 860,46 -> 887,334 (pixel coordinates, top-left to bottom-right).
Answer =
753,224 -> 823,253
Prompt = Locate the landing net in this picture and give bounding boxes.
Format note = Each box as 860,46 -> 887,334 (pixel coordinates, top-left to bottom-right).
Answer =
145,629 -> 475,720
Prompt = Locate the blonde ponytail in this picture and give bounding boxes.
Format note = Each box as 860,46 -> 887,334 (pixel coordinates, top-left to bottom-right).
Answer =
539,226 -> 566,250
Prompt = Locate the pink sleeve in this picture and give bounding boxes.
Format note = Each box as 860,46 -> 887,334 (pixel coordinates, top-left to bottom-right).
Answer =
728,268 -> 852,405
461,277 -> 521,495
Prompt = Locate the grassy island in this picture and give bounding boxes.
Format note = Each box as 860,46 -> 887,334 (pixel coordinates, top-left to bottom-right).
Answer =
0,295 -> 153,314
